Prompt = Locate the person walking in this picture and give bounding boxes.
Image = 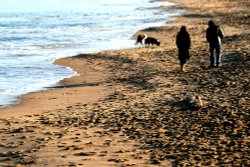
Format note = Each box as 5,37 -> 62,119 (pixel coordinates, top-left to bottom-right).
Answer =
206,20 -> 224,67
176,26 -> 191,72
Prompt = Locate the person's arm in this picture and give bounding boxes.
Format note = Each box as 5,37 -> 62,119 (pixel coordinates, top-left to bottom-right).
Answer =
218,27 -> 224,39
187,34 -> 191,49
176,34 -> 180,48
206,29 -> 210,43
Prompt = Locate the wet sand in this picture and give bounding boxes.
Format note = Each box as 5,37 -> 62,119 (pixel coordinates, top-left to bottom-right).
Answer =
0,0 -> 249,166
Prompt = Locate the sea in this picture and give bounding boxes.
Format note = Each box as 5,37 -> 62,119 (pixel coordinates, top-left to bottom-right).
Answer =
0,0 -> 180,108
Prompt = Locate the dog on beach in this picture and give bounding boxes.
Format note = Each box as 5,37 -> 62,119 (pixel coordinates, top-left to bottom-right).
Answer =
135,34 -> 160,47
144,37 -> 160,47
135,34 -> 147,46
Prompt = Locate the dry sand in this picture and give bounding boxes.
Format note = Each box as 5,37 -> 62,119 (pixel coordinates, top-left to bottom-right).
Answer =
0,0 -> 249,166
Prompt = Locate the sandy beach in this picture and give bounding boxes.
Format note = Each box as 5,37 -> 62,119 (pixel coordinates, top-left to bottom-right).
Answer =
0,0 -> 249,166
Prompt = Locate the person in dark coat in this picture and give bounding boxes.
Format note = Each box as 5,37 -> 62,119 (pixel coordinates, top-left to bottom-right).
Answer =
206,20 -> 224,67
176,26 -> 191,72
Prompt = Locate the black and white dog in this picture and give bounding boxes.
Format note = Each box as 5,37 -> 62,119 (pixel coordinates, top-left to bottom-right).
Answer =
135,34 -> 160,47
135,34 -> 147,46
144,37 -> 160,47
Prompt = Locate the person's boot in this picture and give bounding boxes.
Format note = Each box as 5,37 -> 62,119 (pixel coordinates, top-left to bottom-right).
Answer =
209,54 -> 215,68
209,64 -> 215,68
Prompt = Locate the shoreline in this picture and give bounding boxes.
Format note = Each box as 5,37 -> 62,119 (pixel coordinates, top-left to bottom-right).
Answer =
0,54 -> 113,118
0,0 -> 177,111
0,0 -> 180,114
0,0 -> 249,166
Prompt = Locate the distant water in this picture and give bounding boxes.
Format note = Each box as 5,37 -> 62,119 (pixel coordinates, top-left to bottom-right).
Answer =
0,0 -> 180,107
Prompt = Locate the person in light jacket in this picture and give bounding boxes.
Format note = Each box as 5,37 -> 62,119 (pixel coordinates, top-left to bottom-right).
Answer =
206,20 -> 224,67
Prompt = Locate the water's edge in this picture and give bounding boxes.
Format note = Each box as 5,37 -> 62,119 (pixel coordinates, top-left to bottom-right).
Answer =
0,0 -> 180,109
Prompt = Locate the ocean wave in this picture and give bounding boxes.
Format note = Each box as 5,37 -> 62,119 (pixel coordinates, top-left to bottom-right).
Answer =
0,0 -> 179,107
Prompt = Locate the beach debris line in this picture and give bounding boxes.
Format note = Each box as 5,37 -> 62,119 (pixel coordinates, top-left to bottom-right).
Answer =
183,95 -> 204,109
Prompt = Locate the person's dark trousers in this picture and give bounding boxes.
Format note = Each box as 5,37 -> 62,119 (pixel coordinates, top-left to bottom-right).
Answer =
209,45 -> 221,67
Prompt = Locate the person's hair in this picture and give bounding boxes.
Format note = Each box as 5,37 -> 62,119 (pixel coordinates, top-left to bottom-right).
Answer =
208,20 -> 214,26
181,26 -> 186,31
